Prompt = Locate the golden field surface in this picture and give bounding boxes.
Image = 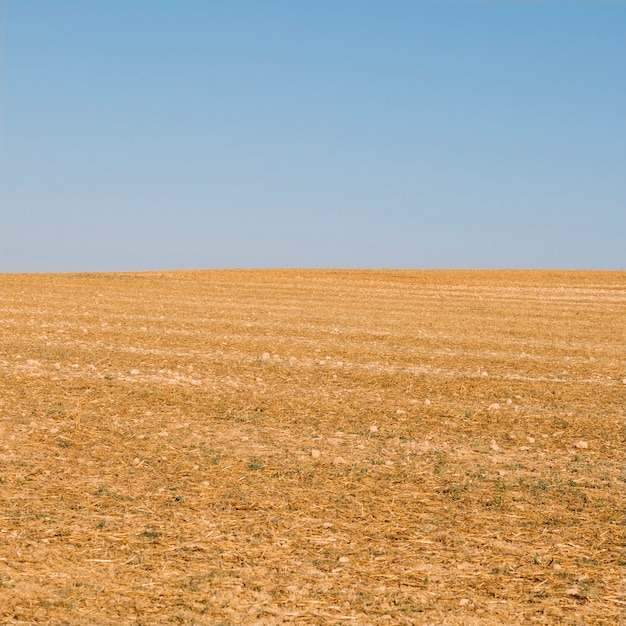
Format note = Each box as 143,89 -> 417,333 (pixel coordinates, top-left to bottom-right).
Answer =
0,269 -> 624,625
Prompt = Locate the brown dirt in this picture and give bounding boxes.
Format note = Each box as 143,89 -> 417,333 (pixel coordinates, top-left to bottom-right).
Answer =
0,269 -> 624,625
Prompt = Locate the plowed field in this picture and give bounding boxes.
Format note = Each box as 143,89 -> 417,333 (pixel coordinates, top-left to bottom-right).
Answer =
0,270 -> 624,624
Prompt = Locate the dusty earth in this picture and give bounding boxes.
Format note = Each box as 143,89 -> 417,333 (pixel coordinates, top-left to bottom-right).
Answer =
0,269 -> 624,624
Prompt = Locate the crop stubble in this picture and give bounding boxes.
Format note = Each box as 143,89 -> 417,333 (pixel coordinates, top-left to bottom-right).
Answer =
0,269 -> 624,624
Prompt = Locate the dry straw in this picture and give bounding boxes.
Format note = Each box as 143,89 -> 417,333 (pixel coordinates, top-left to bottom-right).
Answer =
0,269 -> 624,624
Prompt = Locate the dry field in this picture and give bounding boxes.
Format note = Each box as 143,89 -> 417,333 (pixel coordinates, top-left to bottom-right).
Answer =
0,269 -> 624,625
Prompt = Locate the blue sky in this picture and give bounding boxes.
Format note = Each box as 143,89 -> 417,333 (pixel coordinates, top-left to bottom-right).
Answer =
2,0 -> 625,271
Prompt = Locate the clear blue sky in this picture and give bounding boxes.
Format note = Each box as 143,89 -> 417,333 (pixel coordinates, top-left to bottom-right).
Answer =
2,0 -> 625,272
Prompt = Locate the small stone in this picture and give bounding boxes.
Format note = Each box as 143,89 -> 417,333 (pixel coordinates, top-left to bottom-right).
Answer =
424,399 -> 431,406
459,598 -> 470,606
482,371 -> 489,377
565,587 -> 580,596
488,403 -> 500,411
396,409 -> 406,415
333,456 -> 347,465
527,436 -> 535,444
262,352 -> 270,360
130,369 -> 140,376
490,439 -> 500,452
338,556 -> 350,563
506,398 -> 513,405
369,425 -> 379,433
311,449 -> 321,459
575,440 -> 588,449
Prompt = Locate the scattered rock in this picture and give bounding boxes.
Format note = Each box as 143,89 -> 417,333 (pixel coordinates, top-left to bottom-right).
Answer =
338,556 -> 350,563
396,409 -> 406,415
488,403 -> 500,411
130,369 -> 140,376
369,425 -> 379,433
527,436 -> 535,444
565,587 -> 580,596
459,598 -> 470,606
333,456 -> 347,465
490,439 -> 500,452
424,399 -> 431,406
262,352 -> 270,360
575,440 -> 588,449
311,449 -> 321,459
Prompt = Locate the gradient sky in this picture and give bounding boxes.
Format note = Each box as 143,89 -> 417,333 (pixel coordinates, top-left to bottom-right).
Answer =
2,0 -> 625,272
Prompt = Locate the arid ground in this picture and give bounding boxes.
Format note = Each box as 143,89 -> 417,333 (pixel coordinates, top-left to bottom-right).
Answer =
0,270 -> 624,625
